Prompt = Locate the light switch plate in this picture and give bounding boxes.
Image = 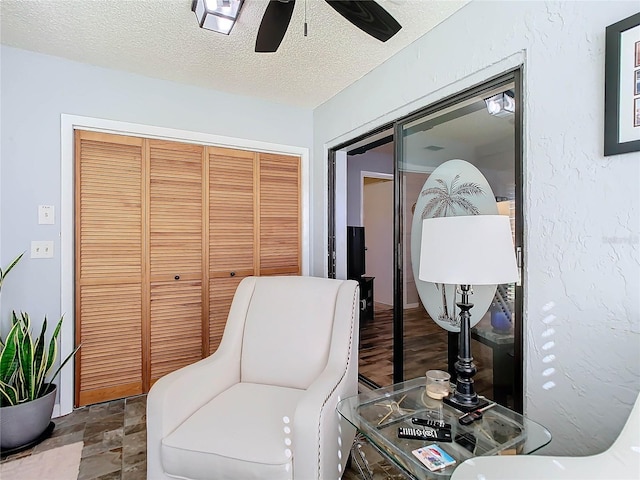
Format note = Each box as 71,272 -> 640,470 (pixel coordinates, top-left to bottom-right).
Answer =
38,205 -> 55,225
31,241 -> 54,258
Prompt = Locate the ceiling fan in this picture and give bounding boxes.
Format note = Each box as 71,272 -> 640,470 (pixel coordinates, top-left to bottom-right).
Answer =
255,0 -> 402,53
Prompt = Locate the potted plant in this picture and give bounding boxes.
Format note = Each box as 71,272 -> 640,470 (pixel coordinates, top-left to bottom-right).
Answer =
0,254 -> 80,451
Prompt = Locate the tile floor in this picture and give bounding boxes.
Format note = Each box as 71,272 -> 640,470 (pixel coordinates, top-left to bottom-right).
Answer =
1,393 -> 404,480
1,395 -> 147,480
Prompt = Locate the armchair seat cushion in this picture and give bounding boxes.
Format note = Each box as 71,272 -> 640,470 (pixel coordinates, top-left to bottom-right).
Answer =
162,382 -> 304,480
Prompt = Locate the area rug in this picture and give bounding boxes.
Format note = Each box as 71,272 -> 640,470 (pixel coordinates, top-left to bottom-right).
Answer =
0,442 -> 83,480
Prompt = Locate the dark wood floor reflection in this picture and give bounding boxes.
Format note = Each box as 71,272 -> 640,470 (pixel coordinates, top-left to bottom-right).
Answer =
358,303 -> 495,399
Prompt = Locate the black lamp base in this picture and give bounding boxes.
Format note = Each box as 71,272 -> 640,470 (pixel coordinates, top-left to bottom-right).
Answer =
444,285 -> 491,414
443,394 -> 490,413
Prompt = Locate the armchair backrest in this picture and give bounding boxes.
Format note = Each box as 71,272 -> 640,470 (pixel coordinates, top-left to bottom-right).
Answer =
239,276 -> 352,390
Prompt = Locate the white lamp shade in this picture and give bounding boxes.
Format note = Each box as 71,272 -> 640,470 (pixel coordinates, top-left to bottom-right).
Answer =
419,215 -> 519,286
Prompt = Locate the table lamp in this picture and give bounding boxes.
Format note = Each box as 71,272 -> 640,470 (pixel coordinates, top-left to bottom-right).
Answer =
419,215 -> 519,412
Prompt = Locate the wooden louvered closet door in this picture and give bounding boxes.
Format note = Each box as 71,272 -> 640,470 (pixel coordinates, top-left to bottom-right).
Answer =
259,153 -> 301,276
208,147 -> 256,354
75,131 -> 145,406
148,140 -> 207,385
76,132 -> 302,406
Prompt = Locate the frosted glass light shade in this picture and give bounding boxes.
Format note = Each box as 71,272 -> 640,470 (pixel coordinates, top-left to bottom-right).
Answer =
192,0 -> 244,35
419,215 -> 519,286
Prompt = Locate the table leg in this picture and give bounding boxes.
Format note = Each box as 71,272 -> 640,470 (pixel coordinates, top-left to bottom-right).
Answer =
349,433 -> 374,480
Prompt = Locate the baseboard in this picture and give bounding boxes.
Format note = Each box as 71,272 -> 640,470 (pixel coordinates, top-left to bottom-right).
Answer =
52,403 -> 61,419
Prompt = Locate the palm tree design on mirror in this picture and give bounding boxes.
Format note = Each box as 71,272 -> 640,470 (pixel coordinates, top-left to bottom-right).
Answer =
420,174 -> 485,327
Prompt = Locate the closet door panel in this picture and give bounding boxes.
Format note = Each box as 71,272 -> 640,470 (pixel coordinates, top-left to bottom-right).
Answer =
148,140 -> 205,381
75,131 -> 144,406
209,147 -> 256,272
209,147 -> 256,354
149,140 -> 204,282
259,153 -> 301,275
77,133 -> 144,282
209,275 -> 244,355
77,284 -> 143,406
150,281 -> 203,382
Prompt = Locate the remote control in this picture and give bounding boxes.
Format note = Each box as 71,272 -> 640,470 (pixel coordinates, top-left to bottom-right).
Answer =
458,402 -> 497,426
397,426 -> 452,442
411,417 -> 452,430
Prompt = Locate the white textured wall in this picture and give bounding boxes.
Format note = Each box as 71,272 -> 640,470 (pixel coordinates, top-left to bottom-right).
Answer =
313,1 -> 640,455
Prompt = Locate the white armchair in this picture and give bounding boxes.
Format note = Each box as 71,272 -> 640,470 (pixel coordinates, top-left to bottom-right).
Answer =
147,276 -> 360,480
451,392 -> 640,479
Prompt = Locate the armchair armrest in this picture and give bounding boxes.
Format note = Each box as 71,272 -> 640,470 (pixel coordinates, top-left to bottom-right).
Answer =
293,364 -> 358,480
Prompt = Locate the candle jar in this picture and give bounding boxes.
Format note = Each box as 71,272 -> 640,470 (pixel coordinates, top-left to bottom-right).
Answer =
426,370 -> 451,400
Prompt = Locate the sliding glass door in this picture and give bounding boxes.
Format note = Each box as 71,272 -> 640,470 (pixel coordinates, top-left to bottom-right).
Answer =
396,73 -> 523,410
328,70 -> 523,411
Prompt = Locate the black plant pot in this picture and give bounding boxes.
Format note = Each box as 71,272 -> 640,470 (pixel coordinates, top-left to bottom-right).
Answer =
0,384 -> 57,450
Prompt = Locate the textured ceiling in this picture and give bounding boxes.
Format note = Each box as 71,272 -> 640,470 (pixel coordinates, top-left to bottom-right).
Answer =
0,0 -> 469,108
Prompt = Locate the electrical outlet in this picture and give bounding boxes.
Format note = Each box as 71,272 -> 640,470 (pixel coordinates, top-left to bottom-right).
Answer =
31,241 -> 54,259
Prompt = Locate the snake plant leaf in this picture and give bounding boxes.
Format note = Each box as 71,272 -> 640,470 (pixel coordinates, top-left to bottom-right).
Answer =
45,316 -> 64,375
0,252 -> 24,292
12,310 -> 21,327
1,310 -> 80,404
17,323 -> 35,401
0,380 -> 18,406
0,322 -> 20,384
33,317 -> 47,391
47,343 -> 81,392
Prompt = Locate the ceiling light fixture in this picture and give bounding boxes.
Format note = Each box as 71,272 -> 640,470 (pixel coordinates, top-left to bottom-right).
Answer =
192,0 -> 244,35
484,90 -> 515,117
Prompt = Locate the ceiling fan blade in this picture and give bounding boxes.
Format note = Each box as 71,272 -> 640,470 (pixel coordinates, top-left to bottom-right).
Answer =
256,0 -> 296,53
325,0 -> 401,42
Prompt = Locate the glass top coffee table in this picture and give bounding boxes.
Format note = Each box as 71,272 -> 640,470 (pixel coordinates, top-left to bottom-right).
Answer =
337,377 -> 551,479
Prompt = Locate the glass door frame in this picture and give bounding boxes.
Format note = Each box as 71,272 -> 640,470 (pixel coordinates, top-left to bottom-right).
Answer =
328,68 -> 524,412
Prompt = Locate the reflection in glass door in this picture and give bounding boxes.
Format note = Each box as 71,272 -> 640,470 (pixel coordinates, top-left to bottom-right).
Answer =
397,75 -> 522,410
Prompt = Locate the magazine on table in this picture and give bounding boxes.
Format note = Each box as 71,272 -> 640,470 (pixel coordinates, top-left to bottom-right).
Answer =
411,444 -> 456,471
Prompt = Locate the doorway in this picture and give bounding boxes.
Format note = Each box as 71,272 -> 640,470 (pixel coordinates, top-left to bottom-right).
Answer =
362,173 -> 393,306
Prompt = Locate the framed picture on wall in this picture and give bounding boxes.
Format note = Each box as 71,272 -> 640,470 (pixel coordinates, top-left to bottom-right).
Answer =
604,12 -> 640,156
